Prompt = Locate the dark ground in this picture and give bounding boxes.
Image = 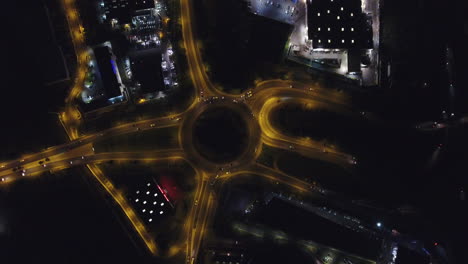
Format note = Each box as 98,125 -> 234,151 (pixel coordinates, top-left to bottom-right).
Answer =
0,1 -> 149,262
256,198 -> 381,260
270,104 -> 436,202
0,168 -> 150,264
375,0 -> 468,261
1,0 -> 71,160
193,0 -> 292,93
193,106 -> 248,163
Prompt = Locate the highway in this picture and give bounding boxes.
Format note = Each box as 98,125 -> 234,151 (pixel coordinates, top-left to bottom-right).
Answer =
0,149 -> 185,183
0,114 -> 182,181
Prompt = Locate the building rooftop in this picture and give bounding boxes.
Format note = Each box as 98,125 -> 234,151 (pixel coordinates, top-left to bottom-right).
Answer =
129,179 -> 173,224
93,46 -> 122,98
130,54 -> 164,94
103,0 -> 155,24
307,0 -> 372,49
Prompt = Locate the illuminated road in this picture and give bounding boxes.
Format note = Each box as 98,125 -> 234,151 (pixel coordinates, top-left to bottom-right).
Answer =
0,0 -> 389,260
0,149 -> 185,183
0,114 -> 182,180
255,95 -> 357,169
61,0 -> 90,140
180,0 -> 224,100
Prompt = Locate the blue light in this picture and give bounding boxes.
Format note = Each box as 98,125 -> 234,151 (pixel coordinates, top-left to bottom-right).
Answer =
110,59 -> 117,74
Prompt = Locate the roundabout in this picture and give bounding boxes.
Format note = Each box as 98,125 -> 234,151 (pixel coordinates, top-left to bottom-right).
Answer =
192,106 -> 247,163
180,101 -> 261,172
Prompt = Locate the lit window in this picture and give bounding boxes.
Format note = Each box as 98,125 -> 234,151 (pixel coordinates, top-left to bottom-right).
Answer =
351,28 -> 354,31
136,190 -> 140,194
352,39 -> 355,43
351,13 -> 354,17
153,201 -> 157,205
342,39 -> 345,43
146,191 -> 150,195
150,210 -> 153,214
327,10 -> 330,14
143,200 -> 147,204
135,199 -> 139,202
340,7 -> 344,11
317,13 -> 320,16
160,202 -> 164,206
337,16 -> 340,20
149,218 -> 153,222
341,27 -> 344,31
154,193 -> 158,197
147,183 -> 151,186
160,211 -> 164,214
318,39 -> 321,43
327,27 -> 331,31
318,27 -> 321,31
142,209 -> 146,212
328,39 -> 331,43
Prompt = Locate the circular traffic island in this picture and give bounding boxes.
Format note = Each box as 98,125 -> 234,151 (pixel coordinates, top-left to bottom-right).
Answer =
192,106 -> 249,164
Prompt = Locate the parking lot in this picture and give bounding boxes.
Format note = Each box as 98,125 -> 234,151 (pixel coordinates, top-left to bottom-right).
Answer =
248,0 -> 306,25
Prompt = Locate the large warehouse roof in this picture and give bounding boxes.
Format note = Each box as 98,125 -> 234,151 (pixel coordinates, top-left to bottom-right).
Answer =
307,0 -> 372,49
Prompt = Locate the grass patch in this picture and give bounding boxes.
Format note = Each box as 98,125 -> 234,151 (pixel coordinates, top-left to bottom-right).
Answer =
276,151 -> 356,194
93,126 -> 179,153
258,145 -> 360,196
